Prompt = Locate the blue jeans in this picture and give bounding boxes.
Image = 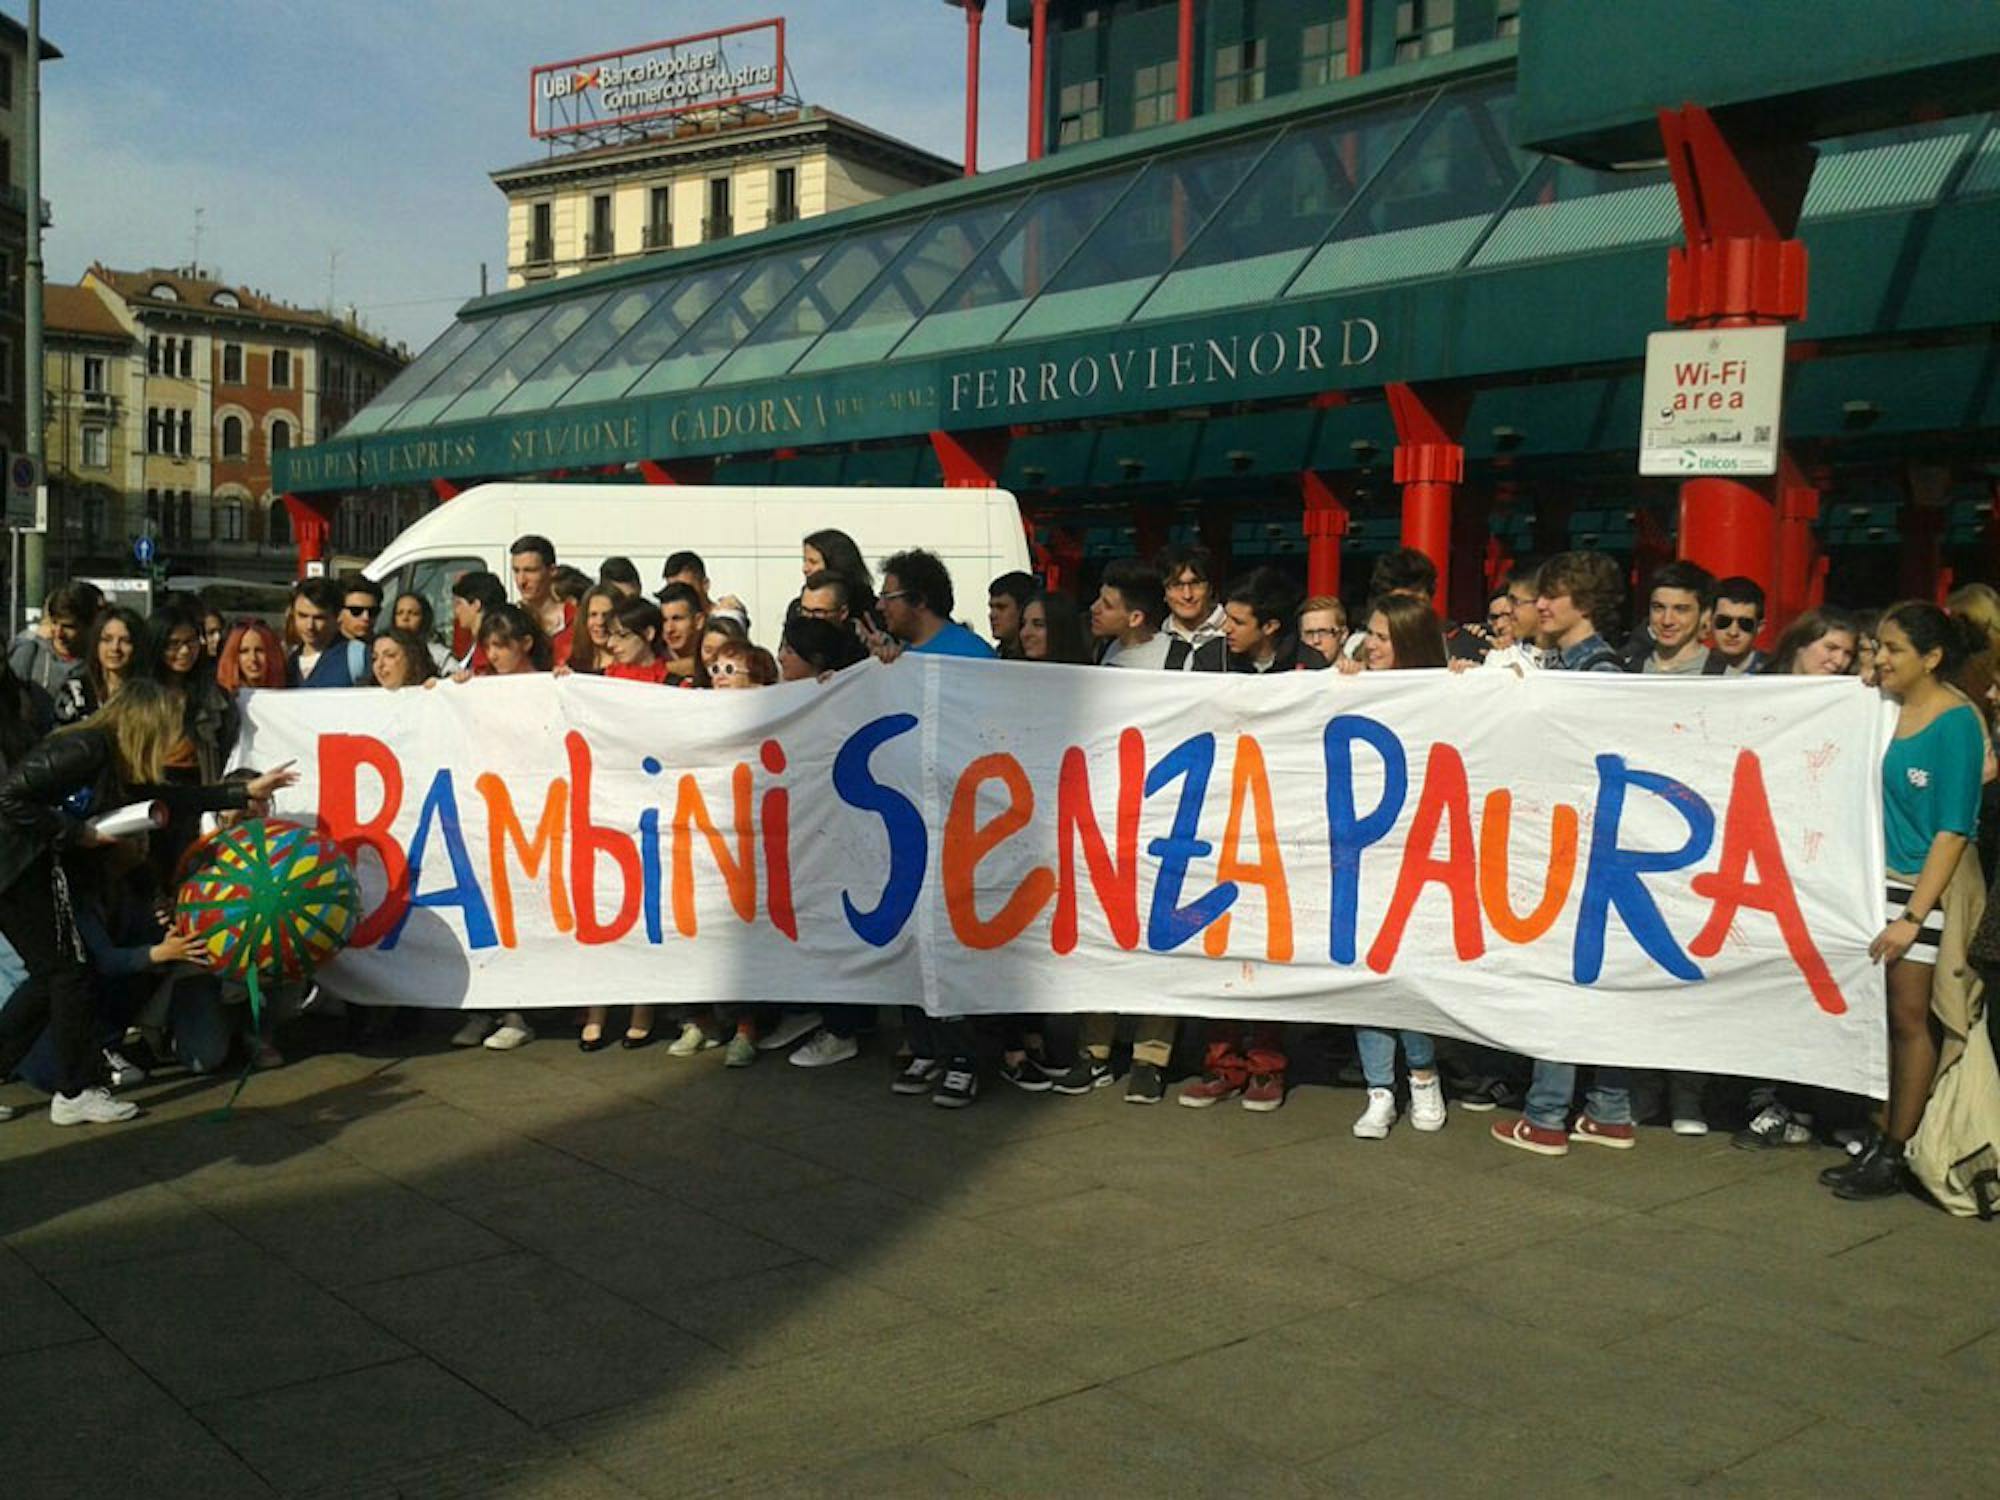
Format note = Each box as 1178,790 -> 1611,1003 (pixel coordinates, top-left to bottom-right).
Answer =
1355,1028 -> 1437,1087
1525,1060 -> 1633,1132
169,978 -> 235,1074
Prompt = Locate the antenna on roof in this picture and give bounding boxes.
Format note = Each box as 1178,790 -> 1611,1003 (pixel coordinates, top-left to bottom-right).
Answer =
190,206 -> 204,277
326,248 -> 339,313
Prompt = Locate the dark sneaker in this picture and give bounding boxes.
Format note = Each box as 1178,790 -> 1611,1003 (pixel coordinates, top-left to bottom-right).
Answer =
1000,1056 -> 1053,1093
891,1056 -> 943,1096
1831,1139 -> 1906,1200
1049,1058 -> 1113,1095
1732,1103 -> 1813,1151
931,1061 -> 979,1109
1241,1073 -> 1285,1112
1819,1131 -> 1877,1186
1124,1061 -> 1166,1105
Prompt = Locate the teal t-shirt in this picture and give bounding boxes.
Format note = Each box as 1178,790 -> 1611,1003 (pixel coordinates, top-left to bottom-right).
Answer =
1882,702 -> 1984,872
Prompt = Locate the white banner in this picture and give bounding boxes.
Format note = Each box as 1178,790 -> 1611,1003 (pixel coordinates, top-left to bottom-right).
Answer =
237,660 -> 1892,1097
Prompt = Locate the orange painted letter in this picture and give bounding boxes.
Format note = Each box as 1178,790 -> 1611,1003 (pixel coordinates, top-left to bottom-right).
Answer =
1478,790 -> 1579,945
944,753 -> 1054,949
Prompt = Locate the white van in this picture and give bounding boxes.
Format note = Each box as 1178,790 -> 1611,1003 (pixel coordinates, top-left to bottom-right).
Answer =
364,483 -> 1032,647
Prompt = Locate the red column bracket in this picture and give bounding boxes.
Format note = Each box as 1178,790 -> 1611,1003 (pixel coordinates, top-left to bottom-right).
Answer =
1301,470 -> 1351,600
1770,452 -> 1822,641
931,427 -> 1011,489
1658,103 -> 1814,326
639,457 -> 717,485
430,477 -> 461,503
1386,382 -> 1469,613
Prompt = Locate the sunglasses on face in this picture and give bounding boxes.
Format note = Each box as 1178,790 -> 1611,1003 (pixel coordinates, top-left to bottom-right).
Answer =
1714,612 -> 1759,631
343,603 -> 379,617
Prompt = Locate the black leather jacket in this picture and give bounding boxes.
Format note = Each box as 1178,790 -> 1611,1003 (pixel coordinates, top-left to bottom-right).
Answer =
0,728 -> 251,896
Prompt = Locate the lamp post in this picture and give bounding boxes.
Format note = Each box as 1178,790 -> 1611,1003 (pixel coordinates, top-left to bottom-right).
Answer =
21,0 -> 46,619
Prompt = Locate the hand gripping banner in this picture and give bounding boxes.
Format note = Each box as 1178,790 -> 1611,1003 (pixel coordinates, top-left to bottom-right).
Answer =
237,659 -> 1892,1097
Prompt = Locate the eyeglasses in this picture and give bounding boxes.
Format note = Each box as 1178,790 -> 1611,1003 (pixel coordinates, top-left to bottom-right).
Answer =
1300,626 -> 1342,642
343,604 -> 379,617
1166,578 -> 1207,594
1486,609 -> 1511,625
877,590 -> 911,604
1713,612 -> 1759,632
711,660 -> 745,678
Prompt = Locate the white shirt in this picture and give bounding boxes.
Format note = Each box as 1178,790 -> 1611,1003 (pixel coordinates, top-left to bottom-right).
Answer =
1482,641 -> 1554,673
1164,605 -> 1226,652
1103,633 -> 1173,671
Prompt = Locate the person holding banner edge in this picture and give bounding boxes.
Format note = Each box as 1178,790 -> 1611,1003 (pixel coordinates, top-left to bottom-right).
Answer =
1824,603 -> 1988,1200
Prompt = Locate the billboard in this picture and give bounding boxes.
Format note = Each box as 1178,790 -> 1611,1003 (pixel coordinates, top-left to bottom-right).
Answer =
530,19 -> 786,140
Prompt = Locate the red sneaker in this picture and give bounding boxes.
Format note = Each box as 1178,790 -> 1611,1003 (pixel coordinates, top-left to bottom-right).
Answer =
1570,1115 -> 1636,1150
1241,1073 -> 1285,1112
1490,1116 -> 1569,1156
1178,1070 -> 1245,1108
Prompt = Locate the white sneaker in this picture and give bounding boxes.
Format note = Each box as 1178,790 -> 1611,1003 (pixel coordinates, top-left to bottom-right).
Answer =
1671,1116 -> 1710,1137
0,1102 -> 17,1122
51,1087 -> 140,1126
450,1014 -> 495,1047
789,1028 -> 859,1068
667,1020 -> 717,1057
102,1047 -> 148,1089
483,1013 -> 534,1050
1408,1074 -> 1448,1132
1352,1087 -> 1397,1140
756,1011 -> 824,1051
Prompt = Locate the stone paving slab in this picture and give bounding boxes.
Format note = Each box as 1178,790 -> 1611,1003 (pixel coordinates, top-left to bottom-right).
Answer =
2,1016 -> 1996,1497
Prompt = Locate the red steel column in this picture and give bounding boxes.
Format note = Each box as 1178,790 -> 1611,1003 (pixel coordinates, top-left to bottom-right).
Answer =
1027,0 -> 1049,160
1771,453 -> 1821,639
1386,381 -> 1468,614
962,0 -> 984,176
1346,0 -> 1365,76
1659,104 -> 1812,602
283,493 -> 332,579
1176,0 -> 1196,121
1301,469 -> 1350,599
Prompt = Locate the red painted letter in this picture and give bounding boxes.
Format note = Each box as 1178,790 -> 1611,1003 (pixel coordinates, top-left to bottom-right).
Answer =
1367,743 -> 1485,972
1052,729 -> 1143,953
317,734 -> 408,947
1689,750 -> 1846,1015
567,732 -> 641,944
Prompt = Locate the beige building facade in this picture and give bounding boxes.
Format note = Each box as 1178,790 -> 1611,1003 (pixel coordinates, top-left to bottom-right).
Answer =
492,107 -> 957,289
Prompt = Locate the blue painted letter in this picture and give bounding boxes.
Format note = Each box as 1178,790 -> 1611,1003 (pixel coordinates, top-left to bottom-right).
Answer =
1574,755 -> 1715,983
386,769 -> 497,951
1323,715 -> 1407,964
1143,733 -> 1236,951
833,714 -> 927,947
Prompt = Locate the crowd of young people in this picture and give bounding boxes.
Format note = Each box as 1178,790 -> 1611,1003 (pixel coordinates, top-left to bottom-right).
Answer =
0,532 -> 1993,1212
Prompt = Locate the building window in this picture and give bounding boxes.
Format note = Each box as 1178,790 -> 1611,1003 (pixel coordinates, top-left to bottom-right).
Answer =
1056,78 -> 1103,145
1302,11 -> 1351,85
1395,0 -> 1455,62
0,58 -> 11,110
1131,63 -> 1176,131
271,418 -> 291,453
178,338 -> 192,378
587,193 -> 613,258
1213,39 -> 1266,111
529,201 -> 553,264
1495,0 -> 1521,36
147,335 -> 160,374
771,166 -> 799,226
705,177 -> 732,241
220,414 -> 244,458
82,355 -> 105,394
268,497 -> 291,549
151,282 -> 179,302
178,410 -> 193,456
222,342 -> 243,383
178,491 -> 194,541
271,348 -> 291,388
81,427 -> 108,468
646,185 -> 672,248
146,488 -> 160,530
0,335 -> 11,399
218,499 -> 244,542
212,289 -> 240,309
146,407 -> 161,455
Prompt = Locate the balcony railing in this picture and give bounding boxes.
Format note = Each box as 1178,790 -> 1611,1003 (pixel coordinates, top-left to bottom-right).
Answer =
584,230 -> 615,259
702,214 -> 733,242
643,222 -> 673,249
525,236 -> 554,265
770,202 -> 800,226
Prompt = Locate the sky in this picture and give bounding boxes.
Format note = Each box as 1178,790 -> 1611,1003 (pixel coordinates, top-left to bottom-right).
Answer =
41,1 -> 1028,354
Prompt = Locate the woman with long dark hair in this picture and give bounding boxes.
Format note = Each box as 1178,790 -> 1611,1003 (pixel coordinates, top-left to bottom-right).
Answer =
1764,607 -> 1860,678
0,681 -> 295,1124
1017,590 -> 1091,665
1824,603 -> 1989,1199
563,585 -> 621,675
391,592 -> 452,672
802,528 -> 877,618
1349,594 -> 1450,1139
371,630 -> 439,689
54,606 -> 149,724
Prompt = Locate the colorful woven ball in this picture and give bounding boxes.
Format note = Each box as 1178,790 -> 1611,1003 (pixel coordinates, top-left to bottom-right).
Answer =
175,818 -> 360,984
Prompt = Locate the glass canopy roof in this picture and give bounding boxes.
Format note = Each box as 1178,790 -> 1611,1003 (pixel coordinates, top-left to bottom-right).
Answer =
338,73 -> 1998,442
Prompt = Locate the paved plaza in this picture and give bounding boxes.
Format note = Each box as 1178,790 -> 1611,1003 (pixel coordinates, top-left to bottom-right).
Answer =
3,1017 -> 1997,1499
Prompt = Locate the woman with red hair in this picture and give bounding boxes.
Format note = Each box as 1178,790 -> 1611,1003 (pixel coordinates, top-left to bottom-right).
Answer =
215,621 -> 287,693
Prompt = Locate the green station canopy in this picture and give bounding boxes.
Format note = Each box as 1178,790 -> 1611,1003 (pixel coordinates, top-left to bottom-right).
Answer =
277,44 -> 2000,496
